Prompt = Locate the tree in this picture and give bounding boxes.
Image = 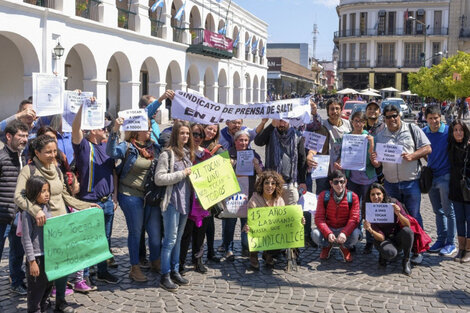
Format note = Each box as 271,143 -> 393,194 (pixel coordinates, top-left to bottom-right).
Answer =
408,51 -> 470,100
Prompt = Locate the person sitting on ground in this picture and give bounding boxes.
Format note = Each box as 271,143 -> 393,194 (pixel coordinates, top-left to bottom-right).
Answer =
312,170 -> 361,262
362,183 -> 414,276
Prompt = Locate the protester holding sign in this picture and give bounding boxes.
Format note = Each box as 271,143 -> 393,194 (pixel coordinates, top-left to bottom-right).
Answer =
106,117 -> 161,283
154,121 -> 194,292
37,126 -> 70,175
15,135 -> 99,313
219,119 -> 266,150
21,176 -> 54,313
313,170 -> 360,262
179,123 -> 213,274
222,130 -> 263,261
243,171 -> 286,269
362,183 -> 413,275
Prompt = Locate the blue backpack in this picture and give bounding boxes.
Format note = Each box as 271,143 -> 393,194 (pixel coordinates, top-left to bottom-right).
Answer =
323,190 -> 353,210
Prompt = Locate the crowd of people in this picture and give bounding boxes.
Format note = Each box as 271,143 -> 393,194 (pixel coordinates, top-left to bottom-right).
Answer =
0,91 -> 469,313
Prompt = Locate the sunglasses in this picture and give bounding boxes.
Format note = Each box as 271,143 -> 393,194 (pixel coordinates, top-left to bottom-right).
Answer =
332,180 -> 346,185
192,132 -> 203,139
385,114 -> 399,120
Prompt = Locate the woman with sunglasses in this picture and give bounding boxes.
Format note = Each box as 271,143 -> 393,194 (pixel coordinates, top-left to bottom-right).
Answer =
106,118 -> 161,283
363,183 -> 414,275
179,124 -> 213,274
222,130 -> 263,261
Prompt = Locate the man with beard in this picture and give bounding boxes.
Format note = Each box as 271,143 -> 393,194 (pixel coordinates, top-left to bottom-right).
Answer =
0,120 -> 29,294
219,119 -> 267,150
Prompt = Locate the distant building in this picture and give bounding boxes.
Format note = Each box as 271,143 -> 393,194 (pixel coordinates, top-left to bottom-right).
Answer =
335,0 -> 450,90
267,43 -> 311,69
448,0 -> 470,54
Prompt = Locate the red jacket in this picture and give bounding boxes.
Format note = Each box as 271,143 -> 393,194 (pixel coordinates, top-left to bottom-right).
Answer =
315,189 -> 360,237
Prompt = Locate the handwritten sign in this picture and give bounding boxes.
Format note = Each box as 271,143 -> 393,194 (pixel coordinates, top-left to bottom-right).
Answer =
298,191 -> 317,213
44,208 -> 113,281
62,91 -> 93,132
376,143 -> 403,164
311,155 -> 330,179
248,205 -> 304,251
222,177 -> 249,218
189,151 -> 240,210
118,109 -> 149,131
365,203 -> 394,223
303,131 -> 326,152
235,150 -> 254,176
340,134 -> 367,171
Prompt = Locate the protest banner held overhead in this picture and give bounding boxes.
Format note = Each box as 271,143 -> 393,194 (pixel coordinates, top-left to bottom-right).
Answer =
189,151 -> 240,210
118,109 -> 149,131
32,73 -> 64,117
44,208 -> 113,281
62,91 -> 93,132
80,98 -> 105,130
247,205 -> 304,251
171,90 -> 310,124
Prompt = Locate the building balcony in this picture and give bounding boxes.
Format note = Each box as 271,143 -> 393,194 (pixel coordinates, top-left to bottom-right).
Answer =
117,7 -> 136,30
337,60 -> 370,69
334,27 -> 449,38
186,28 -> 233,59
75,0 -> 101,22
402,60 -> 422,68
24,0 -> 55,8
460,28 -> 470,38
376,59 -> 397,68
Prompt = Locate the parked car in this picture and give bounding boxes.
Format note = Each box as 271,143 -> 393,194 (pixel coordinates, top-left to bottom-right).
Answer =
350,103 -> 368,118
381,98 -> 406,117
342,100 -> 366,120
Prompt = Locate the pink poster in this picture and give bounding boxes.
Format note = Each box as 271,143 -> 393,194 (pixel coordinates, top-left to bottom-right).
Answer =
204,30 -> 233,52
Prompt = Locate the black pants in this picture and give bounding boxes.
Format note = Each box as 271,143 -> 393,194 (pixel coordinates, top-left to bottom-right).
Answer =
180,217 -> 210,265
205,215 -> 216,257
27,256 -> 53,313
374,227 -> 414,260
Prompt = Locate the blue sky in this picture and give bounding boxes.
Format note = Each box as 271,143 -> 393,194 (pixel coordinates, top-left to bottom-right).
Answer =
233,0 -> 339,61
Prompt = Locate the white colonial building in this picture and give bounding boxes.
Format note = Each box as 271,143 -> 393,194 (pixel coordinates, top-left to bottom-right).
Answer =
335,0 -> 449,90
0,0 -> 268,120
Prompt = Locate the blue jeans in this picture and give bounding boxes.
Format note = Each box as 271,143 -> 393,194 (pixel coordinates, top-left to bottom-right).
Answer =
453,201 -> 470,238
312,228 -> 362,249
94,199 -> 115,274
347,180 -> 373,244
222,217 -> 248,253
161,203 -> 188,275
384,179 -> 423,228
428,174 -> 456,244
0,221 -> 25,287
118,193 -> 162,266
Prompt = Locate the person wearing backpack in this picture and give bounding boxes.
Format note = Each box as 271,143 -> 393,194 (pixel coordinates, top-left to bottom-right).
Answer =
106,117 -> 161,283
312,170 -> 361,262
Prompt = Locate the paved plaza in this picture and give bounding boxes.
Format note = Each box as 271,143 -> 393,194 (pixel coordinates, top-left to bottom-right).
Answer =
1,114 -> 470,312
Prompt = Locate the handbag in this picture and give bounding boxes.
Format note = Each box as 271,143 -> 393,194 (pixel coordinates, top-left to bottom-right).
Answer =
461,149 -> 470,202
419,165 -> 433,194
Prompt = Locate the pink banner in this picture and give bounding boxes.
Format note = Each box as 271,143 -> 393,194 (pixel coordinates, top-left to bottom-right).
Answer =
204,30 -> 233,52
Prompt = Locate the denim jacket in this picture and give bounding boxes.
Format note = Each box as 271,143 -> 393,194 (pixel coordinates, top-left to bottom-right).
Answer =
106,132 -> 160,179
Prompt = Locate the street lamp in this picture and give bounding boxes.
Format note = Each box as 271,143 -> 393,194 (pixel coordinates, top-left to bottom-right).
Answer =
53,42 -> 64,59
408,16 -> 428,67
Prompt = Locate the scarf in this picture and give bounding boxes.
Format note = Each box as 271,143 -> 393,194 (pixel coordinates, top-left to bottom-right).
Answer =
333,189 -> 345,204
33,156 -> 58,181
267,127 -> 298,183
131,139 -> 155,160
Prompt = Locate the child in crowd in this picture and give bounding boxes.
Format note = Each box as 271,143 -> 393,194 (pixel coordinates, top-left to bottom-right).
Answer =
21,176 -> 53,313
64,172 -> 93,293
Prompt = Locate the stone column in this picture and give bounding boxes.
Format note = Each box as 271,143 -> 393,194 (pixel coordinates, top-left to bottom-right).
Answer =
162,13 -> 172,40
395,72 -> 402,91
132,0 -> 151,36
119,81 -> 141,110
100,0 -> 118,26
368,72 -> 375,89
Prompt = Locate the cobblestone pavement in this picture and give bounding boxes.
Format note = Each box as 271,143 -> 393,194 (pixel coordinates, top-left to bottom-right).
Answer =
1,114 -> 470,312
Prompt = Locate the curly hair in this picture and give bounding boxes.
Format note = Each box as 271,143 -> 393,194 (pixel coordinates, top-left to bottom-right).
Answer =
254,170 -> 285,200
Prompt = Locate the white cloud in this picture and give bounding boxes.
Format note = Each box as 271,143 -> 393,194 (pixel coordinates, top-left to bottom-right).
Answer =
312,0 -> 339,8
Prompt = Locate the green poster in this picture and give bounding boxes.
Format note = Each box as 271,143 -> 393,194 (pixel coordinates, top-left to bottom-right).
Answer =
44,208 -> 113,281
247,205 -> 305,251
189,151 -> 240,210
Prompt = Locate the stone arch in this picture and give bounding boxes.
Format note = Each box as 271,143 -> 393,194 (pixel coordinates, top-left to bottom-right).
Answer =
260,76 -> 266,102
232,25 -> 240,58
170,0 -> 185,42
205,13 -> 216,32
218,68 -> 227,104
244,32 -> 251,61
64,43 -> 97,91
217,19 -> 225,34
253,75 -> 259,103
140,56 -> 160,97
203,67 -> 216,101
186,63 -> 200,92
233,71 -> 241,105
189,5 -> 202,29
245,73 -> 251,103
0,32 -> 40,118
106,51 -> 133,114
165,60 -> 183,90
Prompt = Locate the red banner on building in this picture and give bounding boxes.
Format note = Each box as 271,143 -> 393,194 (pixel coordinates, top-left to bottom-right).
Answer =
204,30 -> 233,52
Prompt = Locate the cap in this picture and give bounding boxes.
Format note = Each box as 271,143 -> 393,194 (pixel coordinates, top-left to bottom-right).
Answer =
366,101 -> 380,110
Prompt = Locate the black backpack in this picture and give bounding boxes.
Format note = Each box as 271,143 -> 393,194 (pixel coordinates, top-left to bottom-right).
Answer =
143,151 -> 168,207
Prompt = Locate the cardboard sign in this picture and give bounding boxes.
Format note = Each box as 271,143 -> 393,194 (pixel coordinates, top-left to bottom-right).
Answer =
365,203 -> 394,223
118,109 -> 149,131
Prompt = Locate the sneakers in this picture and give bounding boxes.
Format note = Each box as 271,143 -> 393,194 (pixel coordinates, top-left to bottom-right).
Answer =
241,249 -> 250,258
410,253 -> 423,265
10,284 -> 27,296
440,244 -> 457,256
224,251 -> 235,262
84,276 -> 98,291
428,241 -> 446,253
339,245 -> 353,262
73,280 -> 92,293
107,257 -> 118,269
320,245 -> 333,260
51,286 -> 74,298
96,271 -> 119,284
217,245 -> 226,253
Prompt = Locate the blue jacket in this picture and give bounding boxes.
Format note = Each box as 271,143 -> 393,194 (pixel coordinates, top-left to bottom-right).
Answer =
106,132 -> 160,179
146,99 -> 163,146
